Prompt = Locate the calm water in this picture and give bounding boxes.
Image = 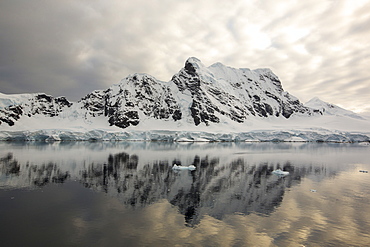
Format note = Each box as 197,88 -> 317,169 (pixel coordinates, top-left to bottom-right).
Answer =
0,141 -> 370,247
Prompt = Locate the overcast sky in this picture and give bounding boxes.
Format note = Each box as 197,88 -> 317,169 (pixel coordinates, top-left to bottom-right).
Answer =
1,0 -> 369,114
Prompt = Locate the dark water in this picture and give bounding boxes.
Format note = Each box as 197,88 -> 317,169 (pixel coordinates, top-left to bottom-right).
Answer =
0,141 -> 370,247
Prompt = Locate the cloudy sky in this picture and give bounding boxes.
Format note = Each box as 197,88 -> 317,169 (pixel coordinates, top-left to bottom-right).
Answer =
1,0 -> 369,114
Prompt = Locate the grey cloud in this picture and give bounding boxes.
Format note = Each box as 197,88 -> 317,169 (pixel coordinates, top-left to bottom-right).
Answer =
0,0 -> 369,113
348,16 -> 370,35
338,77 -> 370,91
256,1 -> 370,111
0,0 -> 113,99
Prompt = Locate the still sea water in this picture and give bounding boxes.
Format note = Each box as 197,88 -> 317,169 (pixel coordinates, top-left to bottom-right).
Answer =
0,141 -> 369,247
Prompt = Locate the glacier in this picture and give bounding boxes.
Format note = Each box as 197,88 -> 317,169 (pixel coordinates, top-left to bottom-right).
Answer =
0,125 -> 369,142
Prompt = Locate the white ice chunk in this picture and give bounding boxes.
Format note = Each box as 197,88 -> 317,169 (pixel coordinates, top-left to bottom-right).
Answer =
172,164 -> 196,170
272,169 -> 289,176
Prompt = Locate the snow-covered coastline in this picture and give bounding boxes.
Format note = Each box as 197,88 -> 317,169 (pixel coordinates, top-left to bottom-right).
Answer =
1,58 -> 369,143
1,108 -> 369,142
1,129 -> 369,142
1,118 -> 369,142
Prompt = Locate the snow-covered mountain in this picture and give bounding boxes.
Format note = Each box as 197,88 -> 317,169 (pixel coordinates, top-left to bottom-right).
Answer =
304,97 -> 365,120
69,57 -> 316,129
0,58 -> 369,142
0,57 -> 313,127
0,92 -> 72,126
171,57 -> 314,123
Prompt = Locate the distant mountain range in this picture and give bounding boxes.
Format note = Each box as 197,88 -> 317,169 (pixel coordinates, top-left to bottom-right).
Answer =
0,57 -> 369,142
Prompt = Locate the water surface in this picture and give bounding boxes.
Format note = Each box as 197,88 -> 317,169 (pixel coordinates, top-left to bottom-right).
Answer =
0,142 -> 369,246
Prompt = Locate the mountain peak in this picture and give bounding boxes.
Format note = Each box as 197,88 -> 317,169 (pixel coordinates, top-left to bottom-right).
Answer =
124,73 -> 159,83
184,57 -> 206,76
305,97 -> 321,104
305,97 -> 364,120
305,97 -> 336,110
185,57 -> 202,65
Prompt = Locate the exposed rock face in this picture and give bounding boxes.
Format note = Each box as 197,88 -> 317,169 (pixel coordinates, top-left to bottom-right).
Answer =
170,57 -> 313,126
79,74 -> 182,128
0,93 -> 72,126
0,57 -> 315,128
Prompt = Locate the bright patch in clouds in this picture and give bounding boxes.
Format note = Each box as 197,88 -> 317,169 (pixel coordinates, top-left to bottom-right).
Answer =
0,0 -> 369,114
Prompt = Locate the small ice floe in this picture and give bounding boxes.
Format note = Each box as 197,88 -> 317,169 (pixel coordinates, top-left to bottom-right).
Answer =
359,170 -> 369,173
172,164 -> 196,170
310,189 -> 317,192
358,142 -> 370,146
272,169 -> 289,176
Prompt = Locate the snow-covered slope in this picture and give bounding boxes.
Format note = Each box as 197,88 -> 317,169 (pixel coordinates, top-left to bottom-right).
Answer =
0,93 -> 72,126
171,57 -> 313,125
78,73 -> 182,128
0,58 -> 369,142
305,97 -> 365,120
0,92 -> 35,109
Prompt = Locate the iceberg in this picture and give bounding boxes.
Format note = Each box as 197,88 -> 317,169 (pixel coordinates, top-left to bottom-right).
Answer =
272,169 -> 289,176
172,164 -> 196,170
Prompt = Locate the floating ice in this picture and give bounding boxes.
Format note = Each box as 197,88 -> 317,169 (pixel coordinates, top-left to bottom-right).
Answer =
172,164 -> 196,170
272,169 -> 289,176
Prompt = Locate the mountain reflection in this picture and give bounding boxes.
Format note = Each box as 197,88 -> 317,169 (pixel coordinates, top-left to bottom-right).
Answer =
0,150 -> 327,227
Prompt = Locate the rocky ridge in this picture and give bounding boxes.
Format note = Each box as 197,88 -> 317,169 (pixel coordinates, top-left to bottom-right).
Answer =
0,57 -> 319,128
0,93 -> 72,126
